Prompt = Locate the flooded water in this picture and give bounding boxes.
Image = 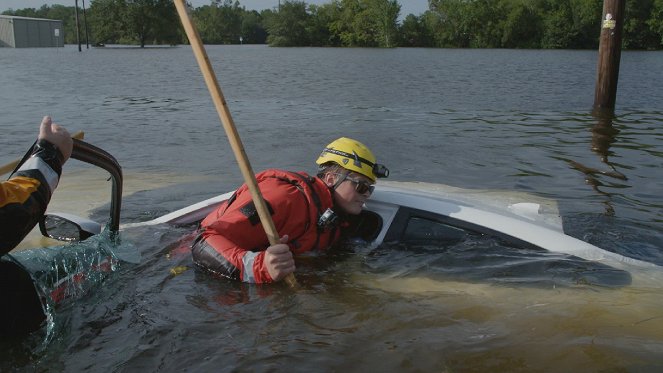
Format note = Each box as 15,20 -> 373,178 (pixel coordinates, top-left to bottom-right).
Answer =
1,45 -> 663,371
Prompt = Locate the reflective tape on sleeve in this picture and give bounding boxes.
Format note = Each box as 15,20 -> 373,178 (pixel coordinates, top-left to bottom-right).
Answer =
242,251 -> 260,283
18,156 -> 59,193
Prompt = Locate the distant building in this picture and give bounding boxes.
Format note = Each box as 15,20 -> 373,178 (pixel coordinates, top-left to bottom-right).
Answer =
0,15 -> 64,48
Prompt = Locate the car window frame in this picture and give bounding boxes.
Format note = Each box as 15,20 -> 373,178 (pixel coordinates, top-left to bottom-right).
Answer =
383,206 -> 548,252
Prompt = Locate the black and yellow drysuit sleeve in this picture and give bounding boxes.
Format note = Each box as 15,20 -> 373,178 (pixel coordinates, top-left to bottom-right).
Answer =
0,140 -> 64,256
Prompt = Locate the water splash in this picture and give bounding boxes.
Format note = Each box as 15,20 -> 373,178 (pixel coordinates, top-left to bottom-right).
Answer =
4,228 -> 138,348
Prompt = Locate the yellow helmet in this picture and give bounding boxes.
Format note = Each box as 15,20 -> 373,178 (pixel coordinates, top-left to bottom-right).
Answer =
316,137 -> 389,182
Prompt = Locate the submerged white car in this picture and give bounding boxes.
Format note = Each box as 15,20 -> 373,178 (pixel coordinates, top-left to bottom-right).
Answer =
142,179 -> 659,286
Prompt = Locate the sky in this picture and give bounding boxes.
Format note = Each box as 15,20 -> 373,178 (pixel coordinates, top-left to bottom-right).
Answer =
1,0 -> 430,18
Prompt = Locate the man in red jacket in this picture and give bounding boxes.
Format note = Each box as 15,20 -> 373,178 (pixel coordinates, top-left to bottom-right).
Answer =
0,116 -> 73,255
192,137 -> 389,283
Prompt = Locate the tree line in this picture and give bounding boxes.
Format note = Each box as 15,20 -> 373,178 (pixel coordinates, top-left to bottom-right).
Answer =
3,0 -> 662,49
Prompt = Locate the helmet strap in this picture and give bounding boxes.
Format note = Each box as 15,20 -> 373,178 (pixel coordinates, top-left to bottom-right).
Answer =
331,170 -> 349,190
319,168 -> 348,191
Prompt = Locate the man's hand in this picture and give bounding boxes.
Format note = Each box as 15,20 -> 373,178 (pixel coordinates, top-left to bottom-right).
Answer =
264,235 -> 295,282
39,116 -> 73,162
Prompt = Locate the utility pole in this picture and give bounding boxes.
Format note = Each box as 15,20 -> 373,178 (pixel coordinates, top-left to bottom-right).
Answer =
593,0 -> 626,114
74,0 -> 81,52
82,0 -> 90,49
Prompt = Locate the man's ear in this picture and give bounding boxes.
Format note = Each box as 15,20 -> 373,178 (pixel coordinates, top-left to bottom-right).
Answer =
322,172 -> 337,187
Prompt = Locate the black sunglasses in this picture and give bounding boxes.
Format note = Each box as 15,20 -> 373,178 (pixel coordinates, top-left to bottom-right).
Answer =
342,175 -> 375,195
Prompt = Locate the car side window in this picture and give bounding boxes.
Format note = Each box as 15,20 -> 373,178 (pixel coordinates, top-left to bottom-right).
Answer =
344,210 -> 383,242
373,207 -> 632,288
384,207 -> 472,244
402,216 -> 467,245
384,207 -> 548,252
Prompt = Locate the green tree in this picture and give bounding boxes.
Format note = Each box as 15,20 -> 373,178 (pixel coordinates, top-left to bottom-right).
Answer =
307,3 -> 339,46
429,0 -> 474,47
240,10 -> 267,44
623,0 -> 658,49
327,0 -> 399,47
193,5 -> 223,43
89,0 -> 127,44
265,1 -> 311,46
418,9 -> 446,47
2,7 -> 39,17
500,0 -> 542,48
329,0 -> 370,47
366,0 -> 400,47
88,0 -> 180,47
150,0 -> 181,44
123,0 -> 179,47
431,0 -> 507,48
648,0 -> 663,47
468,0 -> 505,48
46,5 -> 84,45
400,13 -> 434,47
540,0 -> 601,49
193,0 -> 246,44
569,0 -> 601,48
540,0 -> 578,48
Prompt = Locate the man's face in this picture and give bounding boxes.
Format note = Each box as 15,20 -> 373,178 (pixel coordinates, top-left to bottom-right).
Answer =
327,171 -> 374,215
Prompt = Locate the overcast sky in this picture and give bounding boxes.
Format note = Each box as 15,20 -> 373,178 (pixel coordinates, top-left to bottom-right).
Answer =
1,1 -> 430,18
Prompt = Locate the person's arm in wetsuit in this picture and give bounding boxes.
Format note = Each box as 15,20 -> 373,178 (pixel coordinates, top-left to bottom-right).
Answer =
0,116 -> 73,256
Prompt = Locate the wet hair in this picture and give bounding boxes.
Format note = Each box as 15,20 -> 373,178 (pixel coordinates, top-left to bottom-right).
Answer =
317,162 -> 346,178
317,162 -> 351,190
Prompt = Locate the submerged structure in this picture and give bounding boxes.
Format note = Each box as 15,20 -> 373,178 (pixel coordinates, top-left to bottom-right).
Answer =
0,15 -> 64,48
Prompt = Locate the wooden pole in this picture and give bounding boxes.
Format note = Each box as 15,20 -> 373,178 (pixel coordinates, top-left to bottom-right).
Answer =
74,0 -> 82,52
82,0 -> 90,49
173,0 -> 297,287
593,0 -> 626,114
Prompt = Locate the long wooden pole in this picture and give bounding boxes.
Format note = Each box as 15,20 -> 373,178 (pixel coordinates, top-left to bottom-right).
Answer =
593,0 -> 625,113
173,0 -> 297,287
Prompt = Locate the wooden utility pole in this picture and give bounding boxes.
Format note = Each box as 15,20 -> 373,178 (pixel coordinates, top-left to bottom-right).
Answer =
593,0 -> 626,113
74,0 -> 82,52
82,0 -> 90,49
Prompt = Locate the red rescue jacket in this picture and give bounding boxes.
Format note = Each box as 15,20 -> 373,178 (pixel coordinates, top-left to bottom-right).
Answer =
192,169 -> 344,283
